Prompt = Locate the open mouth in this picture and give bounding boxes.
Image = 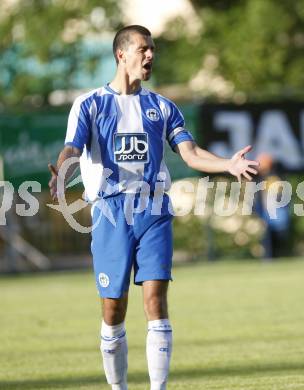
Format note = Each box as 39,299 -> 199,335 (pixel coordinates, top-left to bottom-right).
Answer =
143,63 -> 152,71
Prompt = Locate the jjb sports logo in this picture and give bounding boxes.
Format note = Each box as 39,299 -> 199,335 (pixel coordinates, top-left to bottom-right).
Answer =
114,133 -> 149,163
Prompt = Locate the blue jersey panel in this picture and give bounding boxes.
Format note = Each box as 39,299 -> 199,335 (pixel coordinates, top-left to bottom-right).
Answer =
95,93 -> 120,192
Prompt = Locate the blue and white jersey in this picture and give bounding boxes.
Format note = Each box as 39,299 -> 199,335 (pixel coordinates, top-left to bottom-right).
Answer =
65,85 -> 194,201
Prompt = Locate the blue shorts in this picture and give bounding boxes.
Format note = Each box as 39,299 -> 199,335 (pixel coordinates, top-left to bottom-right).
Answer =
91,193 -> 173,298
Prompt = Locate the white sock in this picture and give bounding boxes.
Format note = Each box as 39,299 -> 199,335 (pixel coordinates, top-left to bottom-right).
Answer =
101,321 -> 128,390
146,319 -> 172,390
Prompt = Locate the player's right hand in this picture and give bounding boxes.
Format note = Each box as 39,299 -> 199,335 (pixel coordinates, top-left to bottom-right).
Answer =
48,163 -> 58,201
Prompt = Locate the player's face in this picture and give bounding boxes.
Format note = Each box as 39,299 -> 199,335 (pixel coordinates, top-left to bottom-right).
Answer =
123,33 -> 155,81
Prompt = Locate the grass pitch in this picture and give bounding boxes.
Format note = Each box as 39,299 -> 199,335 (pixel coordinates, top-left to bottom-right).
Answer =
1,259 -> 304,390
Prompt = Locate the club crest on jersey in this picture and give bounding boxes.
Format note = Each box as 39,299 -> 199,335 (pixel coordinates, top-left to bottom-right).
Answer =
114,133 -> 149,163
146,108 -> 160,121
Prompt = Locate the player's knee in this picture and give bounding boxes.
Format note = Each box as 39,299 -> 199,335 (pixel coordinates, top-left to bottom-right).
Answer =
103,299 -> 127,325
144,294 -> 168,319
104,309 -> 125,324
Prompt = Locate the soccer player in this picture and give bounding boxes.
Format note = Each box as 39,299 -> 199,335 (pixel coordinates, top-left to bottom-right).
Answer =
48,25 -> 258,390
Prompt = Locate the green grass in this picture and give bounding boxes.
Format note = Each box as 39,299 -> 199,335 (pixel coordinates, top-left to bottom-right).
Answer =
1,259 -> 304,390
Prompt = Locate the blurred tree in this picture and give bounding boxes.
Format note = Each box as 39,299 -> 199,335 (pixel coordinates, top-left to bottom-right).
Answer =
154,0 -> 304,101
0,0 -> 121,107
2,0 -> 304,106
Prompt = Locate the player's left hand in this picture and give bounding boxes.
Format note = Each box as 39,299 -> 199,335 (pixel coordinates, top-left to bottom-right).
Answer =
48,163 -> 59,201
228,145 -> 259,182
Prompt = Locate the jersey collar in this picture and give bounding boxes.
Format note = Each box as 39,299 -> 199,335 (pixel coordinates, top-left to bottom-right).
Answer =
105,83 -> 142,96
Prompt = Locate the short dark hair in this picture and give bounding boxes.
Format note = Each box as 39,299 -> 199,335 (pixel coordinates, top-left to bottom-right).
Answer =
113,25 -> 152,64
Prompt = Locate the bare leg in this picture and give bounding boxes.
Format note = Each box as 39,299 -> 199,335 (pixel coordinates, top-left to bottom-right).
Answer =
102,292 -> 128,325
143,280 -> 168,320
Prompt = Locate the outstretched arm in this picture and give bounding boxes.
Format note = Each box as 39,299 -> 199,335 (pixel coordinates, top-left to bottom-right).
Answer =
175,141 -> 259,182
48,145 -> 82,201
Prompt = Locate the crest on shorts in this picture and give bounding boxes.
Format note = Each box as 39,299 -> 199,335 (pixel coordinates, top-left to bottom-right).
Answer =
146,108 -> 160,121
98,273 -> 110,288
